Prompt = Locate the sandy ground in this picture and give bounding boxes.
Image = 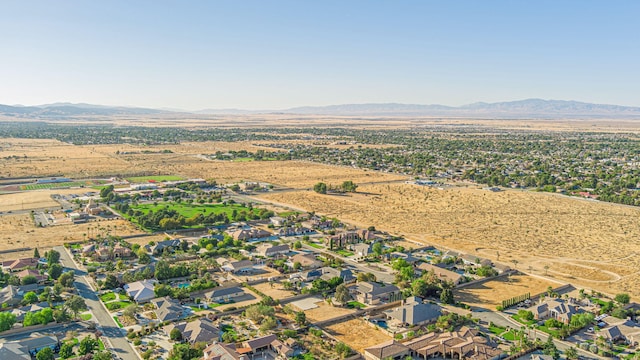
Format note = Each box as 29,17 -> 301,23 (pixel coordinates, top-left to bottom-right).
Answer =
259,184 -> 640,299
305,301 -> 358,322
252,282 -> 296,300
325,318 -> 392,353
0,188 -> 93,212
0,213 -> 142,254
454,274 -> 561,310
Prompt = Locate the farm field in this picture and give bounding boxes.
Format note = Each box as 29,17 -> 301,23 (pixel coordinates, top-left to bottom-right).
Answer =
325,318 -> 392,354
454,274 -> 560,310
258,184 -> 640,299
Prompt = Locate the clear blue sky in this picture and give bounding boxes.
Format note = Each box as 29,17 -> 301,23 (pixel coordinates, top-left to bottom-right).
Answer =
1,1 -> 639,110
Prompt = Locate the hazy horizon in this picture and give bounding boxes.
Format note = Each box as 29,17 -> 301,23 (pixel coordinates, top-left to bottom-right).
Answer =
1,1 -> 639,110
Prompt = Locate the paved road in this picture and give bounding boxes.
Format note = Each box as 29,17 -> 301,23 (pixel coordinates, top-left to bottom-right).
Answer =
57,246 -> 139,360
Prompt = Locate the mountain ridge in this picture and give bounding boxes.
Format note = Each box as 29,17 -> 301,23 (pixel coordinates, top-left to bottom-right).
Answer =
1,98 -> 640,119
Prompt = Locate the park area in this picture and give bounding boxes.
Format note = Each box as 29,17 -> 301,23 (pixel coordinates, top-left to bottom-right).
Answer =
325,318 -> 392,354
454,274 -> 560,310
126,202 -> 252,219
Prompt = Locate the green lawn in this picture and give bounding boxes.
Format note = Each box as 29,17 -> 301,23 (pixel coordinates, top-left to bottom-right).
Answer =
127,175 -> 184,182
106,301 -> 132,311
489,324 -> 506,336
278,211 -> 299,217
232,157 -> 254,162
127,202 -> 251,219
100,292 -> 116,302
335,249 -> 354,257
80,313 -> 92,321
346,301 -> 366,309
511,314 -> 536,326
98,338 -> 106,350
113,316 -> 123,328
119,293 -> 130,300
190,306 -> 206,312
306,242 -> 323,249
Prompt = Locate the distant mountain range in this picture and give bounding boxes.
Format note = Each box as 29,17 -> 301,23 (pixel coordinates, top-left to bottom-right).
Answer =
2,99 -> 640,119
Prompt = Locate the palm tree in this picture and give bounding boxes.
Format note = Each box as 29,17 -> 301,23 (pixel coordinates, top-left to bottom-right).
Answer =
544,265 -> 549,275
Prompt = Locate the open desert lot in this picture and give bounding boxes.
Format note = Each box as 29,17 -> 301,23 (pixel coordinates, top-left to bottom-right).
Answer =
325,318 -> 392,353
0,188 -> 92,212
454,274 -> 561,310
304,301 -> 358,322
0,213 -> 142,254
252,282 -> 296,300
258,184 -> 640,299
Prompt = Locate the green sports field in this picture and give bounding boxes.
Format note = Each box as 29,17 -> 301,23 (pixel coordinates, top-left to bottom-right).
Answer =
126,175 -> 184,182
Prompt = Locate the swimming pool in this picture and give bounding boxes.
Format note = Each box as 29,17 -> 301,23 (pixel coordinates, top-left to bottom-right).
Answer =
177,283 -> 189,289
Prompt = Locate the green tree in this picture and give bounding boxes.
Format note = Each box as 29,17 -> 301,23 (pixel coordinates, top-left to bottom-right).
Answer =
335,342 -> 352,359
23,291 -> 39,304
155,260 -> 172,280
123,304 -> 138,319
78,336 -> 98,355
295,311 -> 307,326
293,241 -> 302,250
103,274 -> 119,289
92,351 -> 112,360
334,283 -> 351,304
46,250 -> 60,265
170,328 -> 183,341
59,342 -> 75,359
48,263 -> 63,280
0,312 -> 17,332
564,347 -> 578,360
440,288 -> 454,304
33,248 -> 40,258
372,242 -> 383,257
36,347 -> 55,360
341,180 -> 358,192
21,275 -> 38,285
412,279 -> 428,297
313,182 -> 327,194
65,295 -> 87,319
58,271 -> 75,288
137,249 -> 151,264
614,293 -> 630,305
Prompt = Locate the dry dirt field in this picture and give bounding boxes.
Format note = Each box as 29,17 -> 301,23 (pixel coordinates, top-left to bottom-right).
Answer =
304,301 -> 358,322
454,274 -> 561,310
0,213 -> 141,256
0,188 -> 91,212
258,184 -> 640,299
252,282 -> 296,300
325,318 -> 392,353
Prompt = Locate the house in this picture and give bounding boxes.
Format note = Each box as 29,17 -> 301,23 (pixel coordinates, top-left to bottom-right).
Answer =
352,281 -> 402,305
256,244 -> 289,258
145,239 -> 181,255
0,285 -> 23,307
203,334 -> 293,360
320,267 -> 354,282
164,317 -> 219,344
528,298 -> 579,325
81,244 -> 96,257
402,326 -> 502,360
364,340 -> 410,360
352,243 -> 372,258
385,297 -> 442,326
327,231 -> 361,249
269,216 -> 287,227
123,279 -> 156,303
415,263 -> 463,285
296,269 -> 322,282
357,229 -> 378,241
277,226 -> 313,237
460,254 -> 492,267
151,296 -> 186,322
2,258 -> 38,272
290,253 -> 322,269
205,286 -> 245,303
12,302 -> 50,322
221,260 -> 254,274
84,198 -> 102,215
301,218 -> 333,230
15,269 -> 47,283
389,252 -> 421,264
599,318 -> 640,346
227,228 -> 272,241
